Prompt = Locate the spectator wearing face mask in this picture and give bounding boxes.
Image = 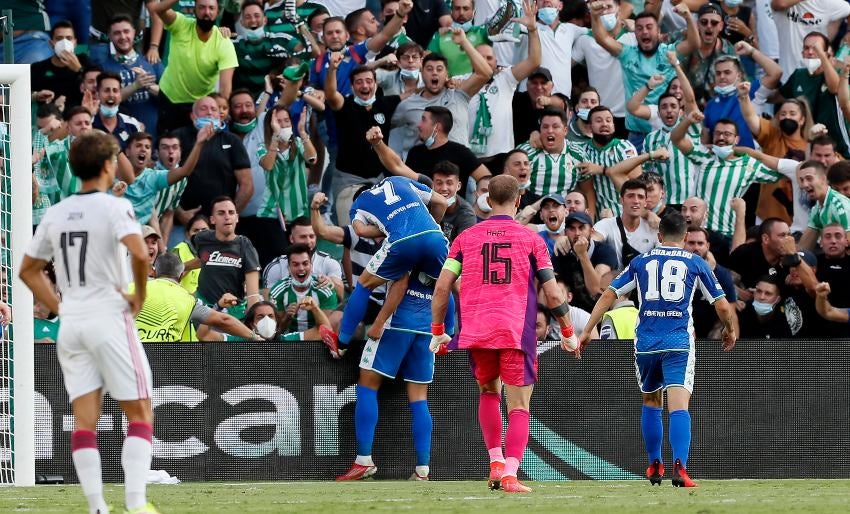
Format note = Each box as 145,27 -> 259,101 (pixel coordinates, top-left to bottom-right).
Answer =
91,72 -> 143,150
738,276 -> 794,339
377,43 -> 425,96
268,244 -> 339,334
30,21 -> 89,112
241,299 -> 338,344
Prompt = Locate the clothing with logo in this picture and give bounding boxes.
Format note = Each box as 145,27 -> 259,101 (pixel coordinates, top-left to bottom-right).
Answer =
427,26 -> 491,78
92,112 -> 142,151
684,145 -> 783,237
780,68 -> 850,158
91,49 -> 164,134
727,241 -> 788,289
468,67 -> 520,157
616,42 -> 679,133
516,140 -> 584,198
405,141 -> 482,197
233,32 -> 304,97
704,79 -> 760,149
335,93 -> 402,180
593,216 -> 658,270
772,0 -> 850,80
262,251 -> 343,289
256,138 -> 309,222
268,275 -> 338,332
34,317 -> 60,343
130,278 -> 216,342
600,300 -> 638,340
390,88 -> 472,156
808,187 -> 850,232
579,138 -> 639,216
123,167 -> 170,224
194,229 -> 261,306
264,0 -> 327,46
643,122 -> 701,206
738,302 -> 794,338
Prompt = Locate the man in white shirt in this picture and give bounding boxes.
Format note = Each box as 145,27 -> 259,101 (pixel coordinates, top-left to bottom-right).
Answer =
515,0 -> 585,95
592,179 -> 659,267
771,0 -> 850,80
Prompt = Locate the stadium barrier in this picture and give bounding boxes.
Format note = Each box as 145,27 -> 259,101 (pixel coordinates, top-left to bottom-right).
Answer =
20,340 -> 850,482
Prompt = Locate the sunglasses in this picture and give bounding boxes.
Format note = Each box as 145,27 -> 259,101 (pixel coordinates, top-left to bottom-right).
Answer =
699,19 -> 722,27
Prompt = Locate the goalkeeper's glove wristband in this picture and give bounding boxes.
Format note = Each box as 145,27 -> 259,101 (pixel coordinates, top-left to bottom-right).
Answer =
431,322 -> 445,336
561,324 -> 574,338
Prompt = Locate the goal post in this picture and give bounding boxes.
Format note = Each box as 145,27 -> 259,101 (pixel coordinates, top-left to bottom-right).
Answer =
0,64 -> 35,487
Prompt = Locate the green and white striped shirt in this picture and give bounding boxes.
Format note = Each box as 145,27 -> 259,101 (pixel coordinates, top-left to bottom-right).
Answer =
268,275 -> 338,332
43,136 -> 79,198
808,187 -> 850,231
643,122 -> 701,206
33,130 -> 60,225
580,138 -> 639,216
152,161 -> 187,220
516,140 -> 585,197
686,146 -> 783,237
257,138 -> 309,223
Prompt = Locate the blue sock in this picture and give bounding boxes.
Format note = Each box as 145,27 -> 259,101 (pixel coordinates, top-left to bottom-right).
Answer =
641,405 -> 664,464
354,385 -> 378,456
409,400 -> 432,466
339,284 -> 371,345
669,409 -> 692,468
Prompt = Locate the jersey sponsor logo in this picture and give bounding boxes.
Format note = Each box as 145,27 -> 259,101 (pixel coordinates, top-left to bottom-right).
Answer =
222,144 -> 232,149
206,251 -> 243,267
373,113 -> 386,124
643,310 -> 683,318
386,201 -> 420,221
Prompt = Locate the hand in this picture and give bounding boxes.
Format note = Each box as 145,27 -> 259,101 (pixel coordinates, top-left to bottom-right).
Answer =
34,90 -> 55,103
577,161 -> 604,176
264,73 -> 274,93
82,89 -> 100,116
218,293 -> 239,309
122,291 -> 144,317
647,74 -> 665,90
196,123 -> 215,143
673,2 -> 690,17
146,46 -> 161,65
721,326 -> 736,351
816,281 -> 831,296
649,147 -> 669,161
535,95 -> 552,108
366,126 -> 384,146
731,197 -> 745,217
737,81 -> 751,97
577,330 -> 594,356
561,329 -> 581,358
397,0 -> 413,17
218,26 -> 232,39
54,95 -> 66,113
284,302 -> 299,317
781,235 -> 797,256
134,69 -> 156,89
316,274 -> 332,289
32,148 -> 46,165
450,27 -> 468,45
56,48 -> 82,72
0,301 -> 11,326
529,130 -> 543,149
665,50 -> 679,66
644,210 -> 661,230
270,112 -> 282,133
39,117 -> 62,136
685,109 -> 704,124
311,191 -> 328,210
553,235 -> 572,256
512,0 -> 538,30
298,107 -> 308,136
429,333 -> 451,353
328,51 -> 344,70
573,236 -> 589,256
366,322 -> 385,341
298,296 -> 318,311
599,208 -> 614,219
112,180 -> 128,196
734,40 -> 754,57
809,123 -> 828,139
589,1 -> 607,16
381,53 -> 399,69
623,18 -> 635,32
735,299 -> 747,312
728,17 -> 751,37
738,287 -> 754,302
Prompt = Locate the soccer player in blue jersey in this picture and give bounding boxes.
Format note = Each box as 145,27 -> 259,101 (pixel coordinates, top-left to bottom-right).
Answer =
579,212 -> 737,488
331,176 -> 449,357
336,271 -> 454,481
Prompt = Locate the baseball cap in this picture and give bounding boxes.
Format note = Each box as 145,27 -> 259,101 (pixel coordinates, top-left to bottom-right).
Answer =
540,193 -> 565,206
565,211 -> 593,226
797,250 -> 817,267
528,67 -> 552,82
697,3 -> 723,18
142,225 -> 161,240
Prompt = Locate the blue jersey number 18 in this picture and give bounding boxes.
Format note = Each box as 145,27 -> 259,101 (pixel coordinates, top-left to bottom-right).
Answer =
644,259 -> 686,302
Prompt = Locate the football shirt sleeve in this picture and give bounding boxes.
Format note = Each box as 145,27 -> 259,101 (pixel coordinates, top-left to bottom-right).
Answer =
111,198 -> 144,241
609,261 -> 638,297
695,259 -> 726,304
25,215 -> 55,261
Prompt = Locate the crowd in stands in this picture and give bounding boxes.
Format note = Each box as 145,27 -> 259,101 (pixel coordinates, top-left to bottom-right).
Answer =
15,0 -> 850,345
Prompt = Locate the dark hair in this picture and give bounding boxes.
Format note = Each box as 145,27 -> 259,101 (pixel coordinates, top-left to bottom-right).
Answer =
396,41 -> 423,58
286,242 -> 313,259
211,196 -> 236,212
126,131 -> 153,146
803,31 -> 830,51
573,86 -> 600,108
81,64 -> 102,77
36,102 -> 63,120
756,274 -> 780,288
108,14 -> 134,29
64,105 -> 93,122
322,16 -> 346,31
810,135 -> 837,150
641,172 -> 664,188
503,148 -> 529,164
158,131 -> 181,144
799,159 -> 826,175
69,130 -> 119,180
540,107 -> 568,125
432,160 -> 460,178
620,178 -> 647,197
290,216 -> 312,229
96,71 -> 122,90
686,226 -> 710,241
345,8 -> 371,33
50,20 -> 75,39
588,105 -> 613,122
242,301 -> 279,331
424,106 -> 453,134
759,217 -> 786,238
714,55 -> 744,75
241,0 -> 264,13
185,212 -> 209,231
657,92 -> 680,107
422,53 -> 448,68
659,212 -> 688,241
228,88 -> 254,105
349,64 -> 376,82
828,161 -> 850,185
307,8 -> 330,27
714,118 -> 739,135
263,104 -> 292,147
634,12 -> 659,24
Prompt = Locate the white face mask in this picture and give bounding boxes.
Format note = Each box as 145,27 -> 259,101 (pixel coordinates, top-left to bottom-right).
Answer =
291,274 -> 312,288
518,180 -> 531,190
476,193 -> 492,213
54,39 -> 75,57
279,126 -> 293,142
802,58 -> 822,75
601,13 -> 618,31
255,315 -> 277,339
446,195 -> 457,207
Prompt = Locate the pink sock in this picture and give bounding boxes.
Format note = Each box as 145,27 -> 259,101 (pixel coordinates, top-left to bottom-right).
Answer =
503,408 -> 530,477
478,392 -> 503,458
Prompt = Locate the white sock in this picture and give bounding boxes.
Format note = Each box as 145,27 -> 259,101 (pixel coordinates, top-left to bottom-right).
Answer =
72,448 -> 108,514
355,455 -> 374,466
415,465 -> 430,477
122,435 -> 152,509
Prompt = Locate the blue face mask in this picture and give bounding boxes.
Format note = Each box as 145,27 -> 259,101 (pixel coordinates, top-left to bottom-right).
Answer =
452,20 -> 473,31
601,13 -> 618,31
711,144 -> 734,159
399,68 -> 420,81
194,116 -> 222,131
577,108 -> 590,121
724,0 -> 743,6
538,7 -> 559,25
99,104 -> 119,118
424,127 -> 438,148
714,84 -> 736,96
245,26 -> 265,42
353,95 -> 376,107
752,300 -> 775,316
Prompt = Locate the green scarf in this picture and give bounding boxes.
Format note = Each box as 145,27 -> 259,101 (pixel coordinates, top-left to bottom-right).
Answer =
470,90 -> 493,155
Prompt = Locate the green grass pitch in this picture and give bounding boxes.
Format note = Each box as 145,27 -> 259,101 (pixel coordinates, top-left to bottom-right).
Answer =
3,480 -> 850,513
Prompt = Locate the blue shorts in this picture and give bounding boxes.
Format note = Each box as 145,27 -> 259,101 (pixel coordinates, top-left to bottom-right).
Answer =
359,328 -> 434,383
635,351 -> 695,394
365,231 -> 448,281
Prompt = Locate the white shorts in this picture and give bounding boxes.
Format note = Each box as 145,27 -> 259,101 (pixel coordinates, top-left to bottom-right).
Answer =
57,310 -> 153,402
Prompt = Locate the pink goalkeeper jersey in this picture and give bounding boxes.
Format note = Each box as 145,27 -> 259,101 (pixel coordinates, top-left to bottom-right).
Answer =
449,215 -> 552,352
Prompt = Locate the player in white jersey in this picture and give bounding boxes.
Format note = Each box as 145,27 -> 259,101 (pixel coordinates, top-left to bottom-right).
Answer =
19,130 -> 158,514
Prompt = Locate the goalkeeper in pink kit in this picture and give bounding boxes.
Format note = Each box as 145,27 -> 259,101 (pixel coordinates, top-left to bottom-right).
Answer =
431,175 -> 579,493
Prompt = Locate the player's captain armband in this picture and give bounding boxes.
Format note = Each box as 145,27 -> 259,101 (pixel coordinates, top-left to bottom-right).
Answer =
536,268 -> 555,283
443,258 -> 462,275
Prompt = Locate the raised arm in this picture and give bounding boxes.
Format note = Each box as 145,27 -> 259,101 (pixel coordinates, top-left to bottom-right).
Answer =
311,192 -> 346,243
589,1 -> 623,56
456,29 -> 495,97
816,282 -> 850,322
365,127 -> 418,179
367,0 -> 413,53
511,1 -> 542,82
671,110 -> 702,154
168,124 -> 213,185
673,3 -> 699,57
145,0 -> 178,26
841,56 -> 850,120
578,148 -> 669,191
667,51 -> 698,113
770,0 -> 804,10
626,74 -> 665,121
815,43 -> 841,94
736,81 -> 761,137
323,52 -> 345,111
730,197 -> 747,251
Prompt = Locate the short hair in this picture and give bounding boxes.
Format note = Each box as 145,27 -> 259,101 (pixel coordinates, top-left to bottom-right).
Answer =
503,148 -> 529,163
307,8 -> 330,27
290,216 -> 312,229
432,160 -> 460,178
322,16 -> 346,31
811,135 -> 837,150
108,14 -> 134,29
345,8 -> 370,33
349,64 -> 376,82
828,161 -> 850,185
634,12 -> 659,24
81,64 -> 102,77
158,131 -> 181,144
488,175 -> 520,205
64,105 -> 93,122
241,0 -> 264,13
620,178 -> 647,197
96,71 -> 122,90
186,212 -> 209,230
154,252 -> 185,279
657,92 -> 680,107
424,106 -> 453,134
126,132 -> 153,146
715,55 -> 744,74
756,274 -> 780,289
51,20 -> 75,39
395,41 -> 423,58
588,105 -> 613,122
799,159 -> 826,175
759,217 -> 786,238
69,130 -> 119,181
804,31 -> 830,50
714,118 -> 739,135
286,242 -> 312,259
422,53 -> 448,68
641,172 -> 664,188
573,86 -> 600,107
228,88 -> 254,104
686,226 -> 710,241
211,195 -> 236,212
659,212 -> 688,241
36,102 -> 63,120
540,107 -> 568,125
